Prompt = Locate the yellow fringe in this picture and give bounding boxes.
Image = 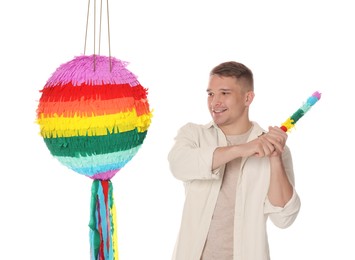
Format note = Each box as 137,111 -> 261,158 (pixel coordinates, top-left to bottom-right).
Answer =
37,110 -> 152,138
111,202 -> 119,260
281,117 -> 295,132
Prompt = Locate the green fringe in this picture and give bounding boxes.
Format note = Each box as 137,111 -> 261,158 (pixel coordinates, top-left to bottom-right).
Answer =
44,129 -> 147,157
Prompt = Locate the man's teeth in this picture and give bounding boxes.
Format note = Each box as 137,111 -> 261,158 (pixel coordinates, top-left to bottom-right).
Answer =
213,109 -> 226,113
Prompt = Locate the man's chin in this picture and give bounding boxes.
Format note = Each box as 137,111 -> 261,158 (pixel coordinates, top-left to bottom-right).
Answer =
213,118 -> 226,126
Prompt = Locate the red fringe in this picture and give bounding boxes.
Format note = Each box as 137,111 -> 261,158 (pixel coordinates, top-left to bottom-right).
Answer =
39,82 -> 148,102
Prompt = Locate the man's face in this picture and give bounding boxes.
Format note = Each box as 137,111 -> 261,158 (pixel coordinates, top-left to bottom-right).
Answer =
207,75 -> 249,129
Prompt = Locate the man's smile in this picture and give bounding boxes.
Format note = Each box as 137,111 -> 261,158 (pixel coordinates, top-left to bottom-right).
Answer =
212,108 -> 227,113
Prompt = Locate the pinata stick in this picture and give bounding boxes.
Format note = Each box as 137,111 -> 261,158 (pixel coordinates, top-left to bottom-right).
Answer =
280,91 -> 321,132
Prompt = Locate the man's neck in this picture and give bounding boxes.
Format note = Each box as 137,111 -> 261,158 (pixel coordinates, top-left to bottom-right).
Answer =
219,120 -> 253,135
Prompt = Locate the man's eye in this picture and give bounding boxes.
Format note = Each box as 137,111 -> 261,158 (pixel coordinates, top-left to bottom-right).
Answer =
208,93 -> 213,96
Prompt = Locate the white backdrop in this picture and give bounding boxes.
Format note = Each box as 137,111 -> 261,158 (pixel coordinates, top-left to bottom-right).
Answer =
1,0 -> 354,259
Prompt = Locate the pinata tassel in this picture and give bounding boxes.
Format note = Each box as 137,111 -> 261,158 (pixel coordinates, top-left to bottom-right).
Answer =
89,180 -> 119,260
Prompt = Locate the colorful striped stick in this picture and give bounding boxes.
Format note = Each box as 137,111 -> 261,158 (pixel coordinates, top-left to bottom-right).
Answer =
280,91 -> 321,132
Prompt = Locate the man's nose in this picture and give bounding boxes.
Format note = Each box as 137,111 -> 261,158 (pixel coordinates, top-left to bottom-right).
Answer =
210,96 -> 221,107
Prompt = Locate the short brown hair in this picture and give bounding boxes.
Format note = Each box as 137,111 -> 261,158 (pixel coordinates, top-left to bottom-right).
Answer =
210,61 -> 254,91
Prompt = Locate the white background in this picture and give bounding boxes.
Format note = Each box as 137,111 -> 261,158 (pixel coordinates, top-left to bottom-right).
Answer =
1,0 -> 355,259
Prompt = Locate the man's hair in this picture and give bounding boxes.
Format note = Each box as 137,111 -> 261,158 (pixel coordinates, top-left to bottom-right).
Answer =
210,61 -> 254,91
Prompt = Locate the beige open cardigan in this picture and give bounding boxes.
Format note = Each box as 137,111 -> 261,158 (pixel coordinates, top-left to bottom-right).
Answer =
168,121 -> 301,260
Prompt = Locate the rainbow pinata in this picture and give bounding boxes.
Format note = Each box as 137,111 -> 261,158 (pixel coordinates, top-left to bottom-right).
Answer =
36,55 -> 152,180
36,54 -> 152,259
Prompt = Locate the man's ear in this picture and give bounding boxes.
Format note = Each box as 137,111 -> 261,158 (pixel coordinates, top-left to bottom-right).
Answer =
245,91 -> 255,105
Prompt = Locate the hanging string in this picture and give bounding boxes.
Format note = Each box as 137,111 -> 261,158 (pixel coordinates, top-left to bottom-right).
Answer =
107,0 -> 112,72
93,0 -> 97,71
84,0 -> 112,72
84,0 -> 91,55
98,0 -> 103,55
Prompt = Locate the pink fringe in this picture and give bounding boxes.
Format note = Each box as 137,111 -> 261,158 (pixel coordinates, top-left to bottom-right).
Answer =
91,169 -> 120,180
45,55 -> 140,87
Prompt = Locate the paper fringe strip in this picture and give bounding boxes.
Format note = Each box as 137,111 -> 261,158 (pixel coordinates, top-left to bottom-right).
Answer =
280,91 -> 321,132
89,180 -> 118,260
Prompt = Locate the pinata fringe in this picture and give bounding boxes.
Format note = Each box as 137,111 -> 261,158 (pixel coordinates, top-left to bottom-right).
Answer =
39,83 -> 148,103
56,145 -> 141,176
45,55 -> 139,87
43,129 -> 147,156
37,111 -> 152,138
37,97 -> 150,117
89,180 -> 118,260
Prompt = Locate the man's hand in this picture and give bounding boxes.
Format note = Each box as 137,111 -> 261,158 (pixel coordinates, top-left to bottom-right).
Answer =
249,126 -> 287,157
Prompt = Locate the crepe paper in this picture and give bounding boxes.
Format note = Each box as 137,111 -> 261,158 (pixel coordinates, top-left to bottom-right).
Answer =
36,54 -> 153,180
280,91 -> 321,132
45,55 -> 139,86
89,180 -> 118,260
36,54 -> 153,260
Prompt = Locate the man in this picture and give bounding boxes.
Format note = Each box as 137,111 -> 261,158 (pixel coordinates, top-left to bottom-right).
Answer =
168,61 -> 301,260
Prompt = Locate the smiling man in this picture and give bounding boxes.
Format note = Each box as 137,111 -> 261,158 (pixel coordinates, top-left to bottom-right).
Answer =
168,61 -> 301,260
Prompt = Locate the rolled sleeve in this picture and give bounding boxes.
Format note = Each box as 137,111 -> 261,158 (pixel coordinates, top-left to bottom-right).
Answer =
264,189 -> 301,228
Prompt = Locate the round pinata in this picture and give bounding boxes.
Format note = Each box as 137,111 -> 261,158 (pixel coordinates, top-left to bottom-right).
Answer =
36,54 -> 153,259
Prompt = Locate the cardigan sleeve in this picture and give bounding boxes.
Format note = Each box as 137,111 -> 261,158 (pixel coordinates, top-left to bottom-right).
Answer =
264,146 -> 301,228
168,123 -> 223,182
264,189 -> 301,228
